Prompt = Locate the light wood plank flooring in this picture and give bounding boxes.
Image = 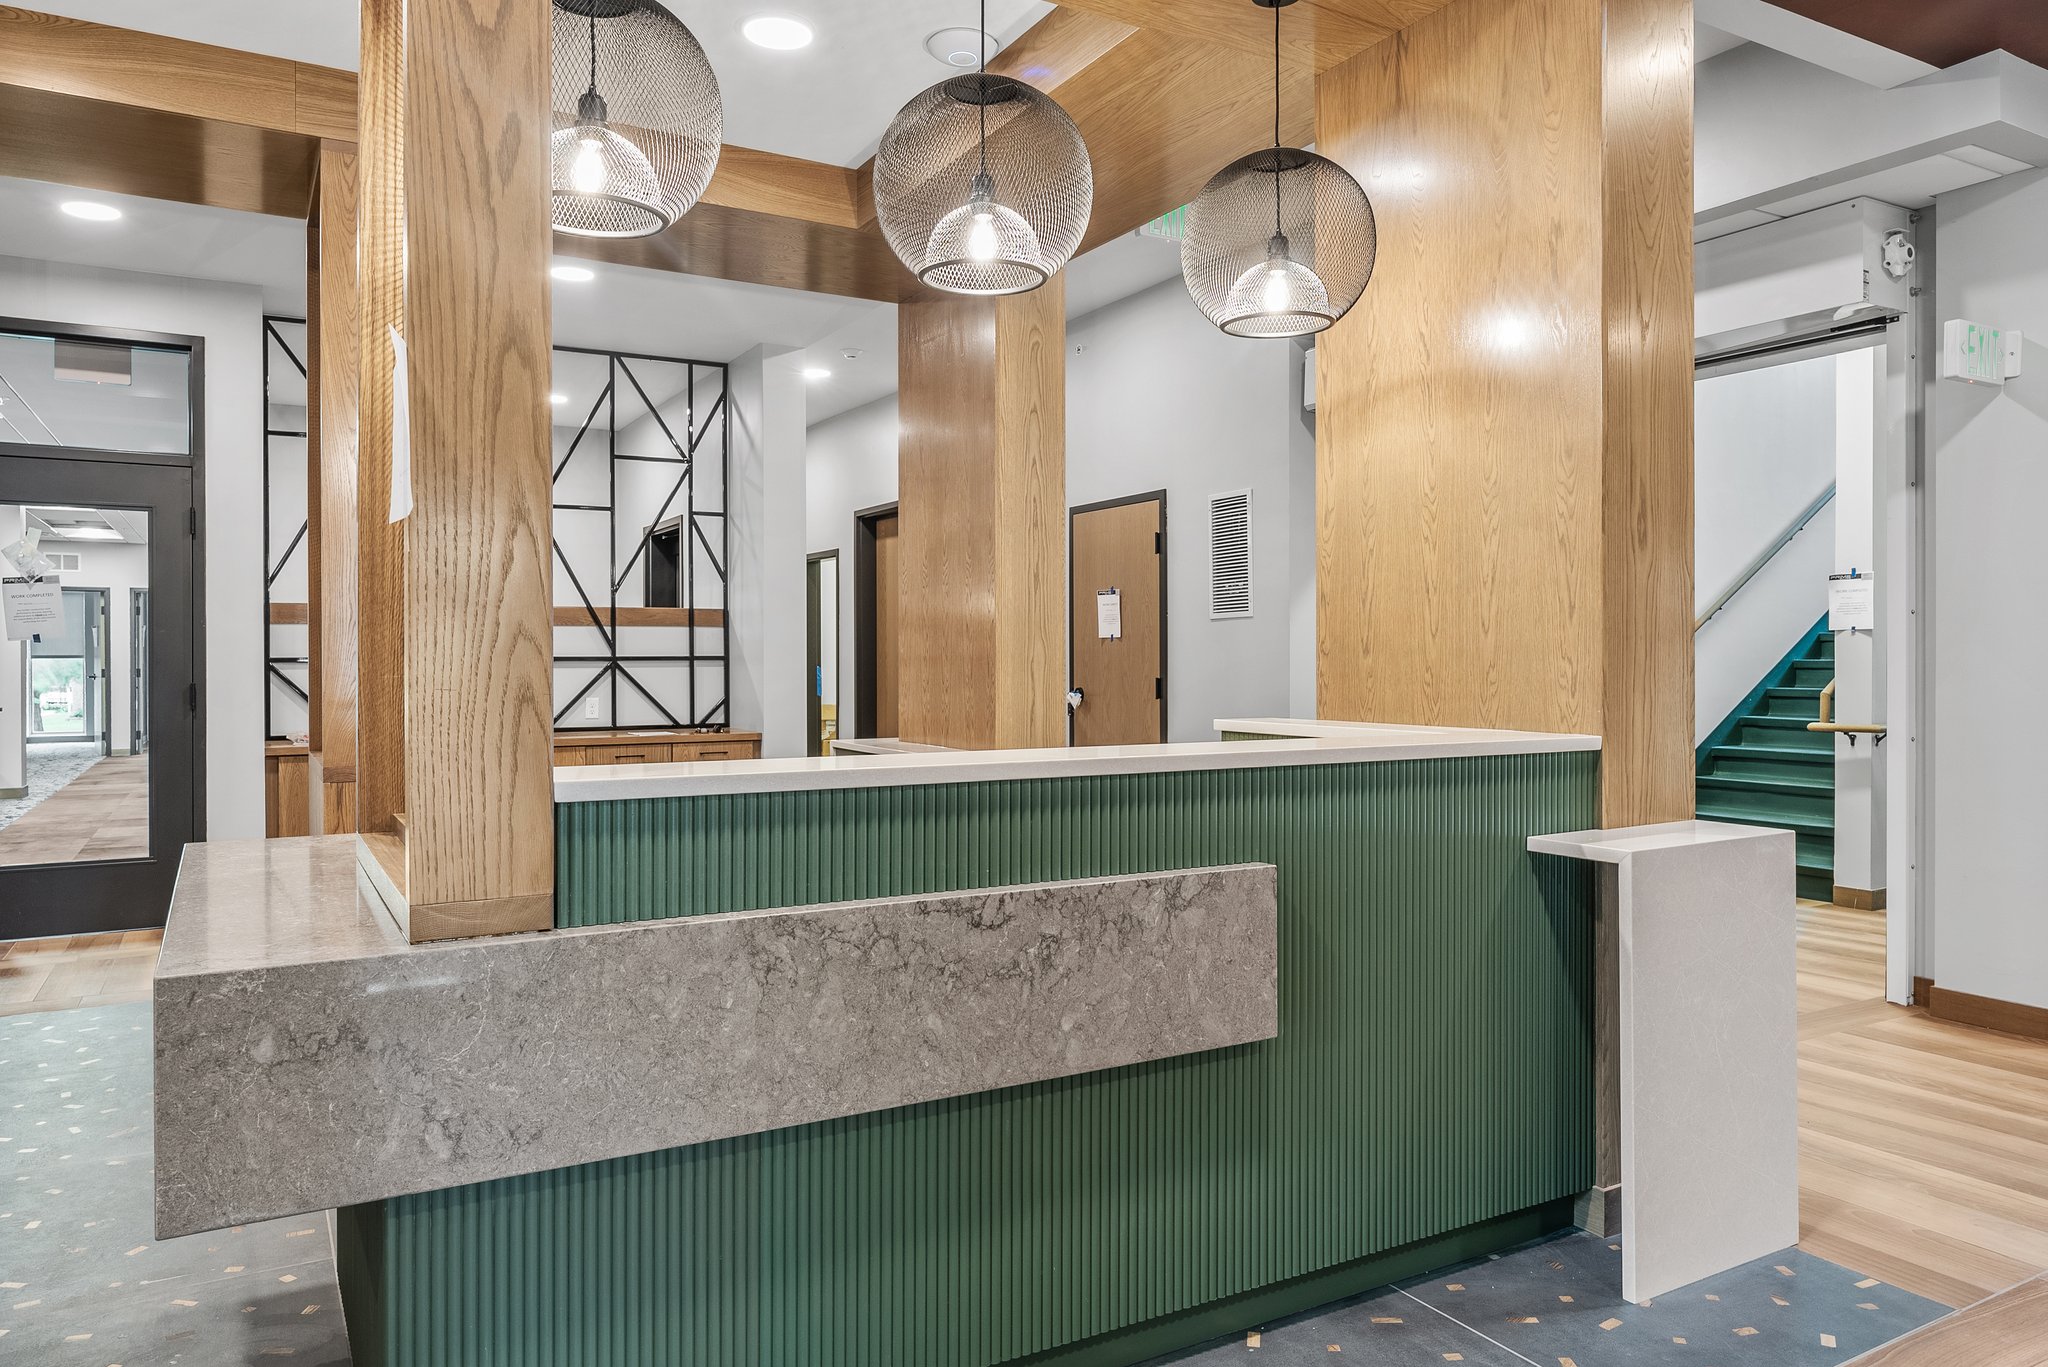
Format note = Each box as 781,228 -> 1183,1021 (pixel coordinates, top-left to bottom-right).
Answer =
1848,1273 -> 2048,1366
0,751 -> 149,866
1798,899 -> 2048,1309
0,929 -> 160,1016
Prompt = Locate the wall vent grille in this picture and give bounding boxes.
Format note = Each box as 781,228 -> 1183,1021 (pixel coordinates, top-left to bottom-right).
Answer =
1209,489 -> 1252,618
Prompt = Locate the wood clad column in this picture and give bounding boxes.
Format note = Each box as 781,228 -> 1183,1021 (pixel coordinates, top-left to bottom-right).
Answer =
306,139 -> 359,835
1313,0 -> 1694,830
354,0 -> 555,940
1313,0 -> 1694,1233
895,280 -> 1066,750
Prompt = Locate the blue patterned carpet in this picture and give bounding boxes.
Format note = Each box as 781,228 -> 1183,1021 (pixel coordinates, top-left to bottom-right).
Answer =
2,1000 -> 1951,1367
0,1002 -> 349,1365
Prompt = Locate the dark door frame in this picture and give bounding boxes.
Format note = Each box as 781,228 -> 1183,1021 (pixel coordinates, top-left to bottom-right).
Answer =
1067,489 -> 1168,747
0,316 -> 206,937
130,586 -> 149,755
805,549 -> 840,758
852,501 -> 898,740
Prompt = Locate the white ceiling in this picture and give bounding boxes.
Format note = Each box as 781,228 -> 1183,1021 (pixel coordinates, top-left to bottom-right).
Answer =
0,177 -> 306,314
24,506 -> 149,544
25,0 -> 1052,169
1696,22 -> 1748,64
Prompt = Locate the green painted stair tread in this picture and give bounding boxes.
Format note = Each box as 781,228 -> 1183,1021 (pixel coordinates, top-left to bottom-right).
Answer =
1695,802 -> 1835,842
1731,718 -> 1833,749
1697,771 -> 1834,796
1701,746 -> 1834,782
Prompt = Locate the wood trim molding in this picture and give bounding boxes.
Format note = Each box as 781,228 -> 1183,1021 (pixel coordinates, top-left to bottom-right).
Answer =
1833,884 -> 1887,911
1919,980 -> 2048,1043
551,605 -> 726,629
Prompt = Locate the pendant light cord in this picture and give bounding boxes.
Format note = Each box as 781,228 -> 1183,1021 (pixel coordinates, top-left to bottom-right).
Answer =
587,9 -> 598,98
978,0 -> 989,177
1271,1 -> 1283,238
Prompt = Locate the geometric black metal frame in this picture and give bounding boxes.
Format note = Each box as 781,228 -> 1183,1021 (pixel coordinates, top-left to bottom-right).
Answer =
550,344 -> 730,732
260,315 -> 309,742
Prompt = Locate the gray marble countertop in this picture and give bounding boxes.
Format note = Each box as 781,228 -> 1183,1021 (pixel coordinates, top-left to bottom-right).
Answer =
153,837 -> 1278,1236
555,720 -> 1600,803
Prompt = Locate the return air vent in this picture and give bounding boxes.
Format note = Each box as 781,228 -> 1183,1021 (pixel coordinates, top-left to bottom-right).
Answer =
1209,489 -> 1252,619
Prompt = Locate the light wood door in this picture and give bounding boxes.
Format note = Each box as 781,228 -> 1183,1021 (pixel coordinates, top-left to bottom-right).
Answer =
1069,495 -> 1165,747
872,513 -> 900,738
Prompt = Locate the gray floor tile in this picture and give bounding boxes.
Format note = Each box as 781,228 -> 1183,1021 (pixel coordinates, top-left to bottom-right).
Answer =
1146,1284 -> 1528,1366
1399,1232 -> 1949,1367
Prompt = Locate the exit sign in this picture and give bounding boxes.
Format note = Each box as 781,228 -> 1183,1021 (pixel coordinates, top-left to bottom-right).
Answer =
1943,319 -> 2023,386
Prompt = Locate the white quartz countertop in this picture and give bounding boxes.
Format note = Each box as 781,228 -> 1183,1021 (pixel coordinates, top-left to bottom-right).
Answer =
1526,819 -> 1780,864
554,720 -> 1600,802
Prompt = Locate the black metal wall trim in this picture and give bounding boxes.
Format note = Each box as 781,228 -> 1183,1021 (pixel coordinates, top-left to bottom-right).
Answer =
550,346 -> 731,732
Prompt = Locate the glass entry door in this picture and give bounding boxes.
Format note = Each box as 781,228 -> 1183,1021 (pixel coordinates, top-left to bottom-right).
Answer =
26,588 -> 105,742
1,458 -> 198,935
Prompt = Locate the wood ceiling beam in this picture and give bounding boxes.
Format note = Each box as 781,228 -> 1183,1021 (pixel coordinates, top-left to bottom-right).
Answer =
1045,0 -> 1456,73
0,6 -> 872,234
0,3 -> 1429,299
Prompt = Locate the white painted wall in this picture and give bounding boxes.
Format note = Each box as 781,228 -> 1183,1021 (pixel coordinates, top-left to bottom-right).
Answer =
1067,280 -> 1305,740
804,393 -> 897,736
1831,350 -> 1882,894
1694,355 -> 1836,743
803,278 -> 1310,744
1926,167 -> 2048,1010
727,345 -> 808,757
0,255 -> 266,840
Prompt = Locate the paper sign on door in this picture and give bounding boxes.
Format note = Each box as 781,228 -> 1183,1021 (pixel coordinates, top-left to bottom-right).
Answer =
2,579 -> 61,641
1096,588 -> 1121,640
1828,572 -> 1875,632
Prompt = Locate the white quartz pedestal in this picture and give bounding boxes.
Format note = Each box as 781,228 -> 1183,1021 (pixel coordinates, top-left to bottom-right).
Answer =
1528,820 -> 1799,1304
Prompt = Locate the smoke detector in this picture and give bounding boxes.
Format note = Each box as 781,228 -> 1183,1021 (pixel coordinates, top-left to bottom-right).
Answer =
924,27 -> 995,69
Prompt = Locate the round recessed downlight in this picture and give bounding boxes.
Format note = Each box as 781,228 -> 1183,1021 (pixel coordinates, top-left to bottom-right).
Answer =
550,264 -> 595,282
924,26 -> 994,69
743,16 -> 813,50
61,201 -> 122,222
802,367 -> 832,381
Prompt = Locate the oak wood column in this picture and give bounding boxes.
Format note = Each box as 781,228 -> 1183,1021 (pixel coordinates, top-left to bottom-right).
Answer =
354,0 -> 555,940
895,281 -> 1066,750
1313,0 -> 1694,831
1313,0 -> 1694,1233
305,139 -> 359,836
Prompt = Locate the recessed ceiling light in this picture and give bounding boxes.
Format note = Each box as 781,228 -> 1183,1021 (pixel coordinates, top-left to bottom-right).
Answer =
59,526 -> 124,540
550,264 -> 595,282
743,16 -> 813,51
550,393 -> 568,405
802,367 -> 832,381
61,201 -> 122,222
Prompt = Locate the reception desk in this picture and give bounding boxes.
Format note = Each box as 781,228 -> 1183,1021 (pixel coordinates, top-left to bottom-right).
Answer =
158,723 -> 1604,1367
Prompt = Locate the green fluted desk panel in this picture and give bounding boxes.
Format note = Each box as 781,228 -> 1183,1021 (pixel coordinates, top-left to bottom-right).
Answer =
337,751 -> 1598,1367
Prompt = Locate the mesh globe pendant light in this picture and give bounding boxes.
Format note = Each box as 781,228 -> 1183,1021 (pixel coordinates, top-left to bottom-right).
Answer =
1182,0 -> 1376,337
873,0 -> 1092,294
550,0 -> 722,239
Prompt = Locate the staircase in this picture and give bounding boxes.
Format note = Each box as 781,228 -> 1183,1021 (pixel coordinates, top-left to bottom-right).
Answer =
1696,625 -> 1836,900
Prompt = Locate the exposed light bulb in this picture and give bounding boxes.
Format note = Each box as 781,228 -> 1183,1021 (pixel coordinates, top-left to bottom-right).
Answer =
1262,267 -> 1291,315
967,211 -> 999,263
571,138 -> 609,194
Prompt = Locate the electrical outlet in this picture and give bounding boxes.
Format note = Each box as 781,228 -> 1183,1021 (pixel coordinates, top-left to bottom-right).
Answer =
584,695 -> 600,720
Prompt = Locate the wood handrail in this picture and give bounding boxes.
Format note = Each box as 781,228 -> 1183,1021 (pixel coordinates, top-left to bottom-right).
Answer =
1808,678 -> 1888,741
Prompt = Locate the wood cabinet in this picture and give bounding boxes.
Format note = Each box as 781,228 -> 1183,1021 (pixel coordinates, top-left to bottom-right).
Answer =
552,731 -> 762,768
